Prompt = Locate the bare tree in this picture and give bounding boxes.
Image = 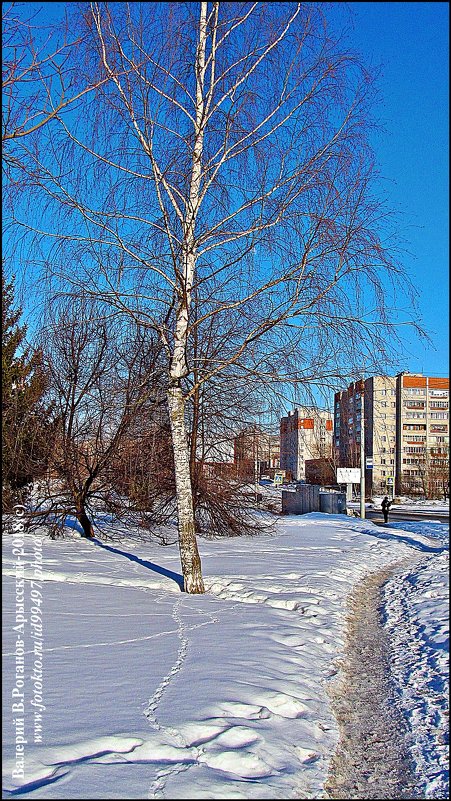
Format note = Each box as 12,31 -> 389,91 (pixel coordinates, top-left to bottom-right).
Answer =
35,298 -> 164,537
2,2 -> 115,181
413,448 -> 450,500
5,3 -> 424,591
112,354 -> 275,541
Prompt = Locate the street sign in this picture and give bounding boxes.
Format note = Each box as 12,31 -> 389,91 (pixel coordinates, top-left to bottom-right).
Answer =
365,457 -> 373,469
387,476 -> 394,485
273,472 -> 284,486
337,467 -> 361,483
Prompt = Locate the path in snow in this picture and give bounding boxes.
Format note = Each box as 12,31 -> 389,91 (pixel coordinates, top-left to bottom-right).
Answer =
324,560 -> 420,800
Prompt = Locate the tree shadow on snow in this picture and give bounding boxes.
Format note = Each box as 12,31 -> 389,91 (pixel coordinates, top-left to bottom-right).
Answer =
64,517 -> 84,534
61,516 -> 183,590
92,539 -> 184,590
360,526 -> 448,554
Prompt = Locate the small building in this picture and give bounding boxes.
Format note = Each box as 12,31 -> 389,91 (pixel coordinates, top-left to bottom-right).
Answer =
234,426 -> 280,479
305,458 -> 336,486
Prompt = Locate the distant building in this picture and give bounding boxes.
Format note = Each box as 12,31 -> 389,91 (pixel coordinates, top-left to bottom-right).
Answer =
233,426 -> 280,478
334,375 -> 397,496
396,373 -> 449,496
280,407 -> 333,481
333,373 -> 449,497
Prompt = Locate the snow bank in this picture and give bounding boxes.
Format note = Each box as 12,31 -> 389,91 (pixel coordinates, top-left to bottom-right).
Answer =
383,521 -> 449,799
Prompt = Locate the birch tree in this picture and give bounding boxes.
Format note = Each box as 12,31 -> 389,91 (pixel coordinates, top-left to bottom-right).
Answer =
5,2 -> 423,592
2,2 -> 112,181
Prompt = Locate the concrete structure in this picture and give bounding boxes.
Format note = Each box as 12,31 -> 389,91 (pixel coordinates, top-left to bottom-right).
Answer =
280,407 -> 333,481
334,373 -> 449,497
282,484 -> 346,515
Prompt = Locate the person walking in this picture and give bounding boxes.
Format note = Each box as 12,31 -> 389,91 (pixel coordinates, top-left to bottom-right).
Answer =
381,495 -> 392,523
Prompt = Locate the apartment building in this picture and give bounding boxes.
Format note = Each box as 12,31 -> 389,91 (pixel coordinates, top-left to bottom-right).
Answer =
334,373 -> 449,497
280,407 -> 333,481
396,373 -> 449,495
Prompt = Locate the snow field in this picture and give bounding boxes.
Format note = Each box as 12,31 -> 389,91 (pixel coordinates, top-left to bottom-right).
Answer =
2,513 -> 448,799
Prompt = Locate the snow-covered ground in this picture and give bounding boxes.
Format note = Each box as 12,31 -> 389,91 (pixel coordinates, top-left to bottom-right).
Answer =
2,512 -> 448,799
382,521 -> 449,798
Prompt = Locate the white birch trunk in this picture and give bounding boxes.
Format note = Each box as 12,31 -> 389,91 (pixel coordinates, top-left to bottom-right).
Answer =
167,384 -> 204,594
167,3 -> 208,594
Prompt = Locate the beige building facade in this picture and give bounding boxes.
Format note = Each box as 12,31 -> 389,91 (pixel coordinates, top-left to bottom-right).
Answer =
280,407 -> 333,481
396,373 -> 449,496
334,373 -> 449,497
233,426 -> 280,478
334,376 -> 397,495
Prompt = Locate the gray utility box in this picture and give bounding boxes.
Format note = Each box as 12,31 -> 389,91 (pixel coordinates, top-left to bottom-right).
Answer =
319,491 -> 347,515
282,484 -> 346,515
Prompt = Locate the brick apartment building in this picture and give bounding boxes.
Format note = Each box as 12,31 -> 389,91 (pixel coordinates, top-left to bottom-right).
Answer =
280,407 -> 333,481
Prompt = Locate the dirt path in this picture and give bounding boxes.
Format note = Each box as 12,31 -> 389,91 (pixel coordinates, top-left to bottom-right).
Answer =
324,561 -> 421,800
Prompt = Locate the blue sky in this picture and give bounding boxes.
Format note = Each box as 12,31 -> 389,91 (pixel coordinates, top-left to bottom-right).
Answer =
334,1 -> 449,377
5,2 -> 449,386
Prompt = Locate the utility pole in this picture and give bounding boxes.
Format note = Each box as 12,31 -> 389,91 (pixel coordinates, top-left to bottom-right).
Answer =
360,381 -> 365,519
254,429 -> 259,503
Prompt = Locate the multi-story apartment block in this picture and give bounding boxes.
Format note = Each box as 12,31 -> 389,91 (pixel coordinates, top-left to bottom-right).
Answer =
334,376 -> 397,495
280,407 -> 333,481
396,373 -> 449,496
334,373 -> 449,497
